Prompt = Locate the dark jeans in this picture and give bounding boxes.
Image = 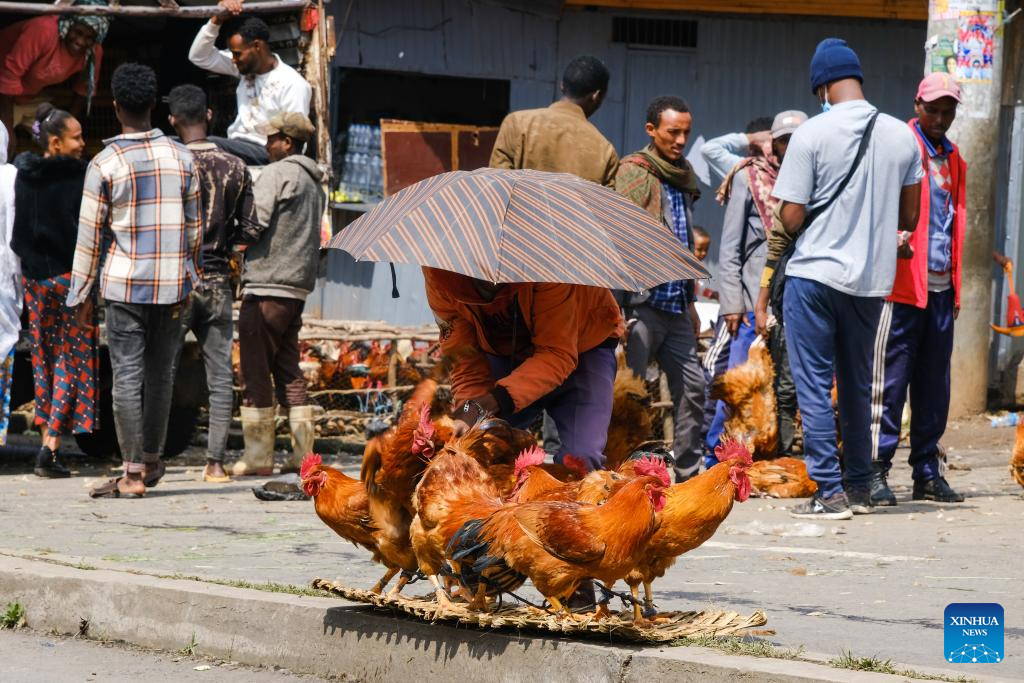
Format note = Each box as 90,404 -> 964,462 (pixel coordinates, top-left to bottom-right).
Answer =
486,345 -> 616,472
626,303 -> 705,481
769,320 -> 798,455
209,136 -> 270,166
106,301 -> 186,469
181,278 -> 235,462
238,295 -> 307,409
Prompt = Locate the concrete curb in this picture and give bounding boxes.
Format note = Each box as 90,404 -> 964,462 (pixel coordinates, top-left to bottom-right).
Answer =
0,554 -> 1008,683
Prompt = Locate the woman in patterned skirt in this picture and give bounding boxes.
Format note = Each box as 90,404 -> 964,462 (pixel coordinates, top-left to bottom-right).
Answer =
10,103 -> 97,477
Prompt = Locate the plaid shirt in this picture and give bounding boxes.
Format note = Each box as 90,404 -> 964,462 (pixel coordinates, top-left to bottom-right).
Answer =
68,130 -> 201,307
646,182 -> 691,313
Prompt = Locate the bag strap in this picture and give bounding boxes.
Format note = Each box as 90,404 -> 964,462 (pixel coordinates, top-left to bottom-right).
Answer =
799,110 -> 880,234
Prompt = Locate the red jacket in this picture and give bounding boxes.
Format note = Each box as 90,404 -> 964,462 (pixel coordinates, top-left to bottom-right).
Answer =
888,119 -> 967,309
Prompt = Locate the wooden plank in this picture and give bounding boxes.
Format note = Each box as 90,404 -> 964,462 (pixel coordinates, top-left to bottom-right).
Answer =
562,0 -> 927,21
0,0 -> 308,17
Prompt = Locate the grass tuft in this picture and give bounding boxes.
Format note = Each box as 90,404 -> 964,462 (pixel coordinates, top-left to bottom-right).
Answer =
179,632 -> 199,656
1,601 -> 26,630
670,635 -> 804,660
830,649 -> 976,683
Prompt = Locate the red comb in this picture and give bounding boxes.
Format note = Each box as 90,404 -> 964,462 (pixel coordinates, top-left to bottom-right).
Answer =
714,439 -> 753,466
410,404 -> 435,456
514,445 -> 546,477
300,453 -> 322,480
563,454 -> 589,477
632,455 -> 670,487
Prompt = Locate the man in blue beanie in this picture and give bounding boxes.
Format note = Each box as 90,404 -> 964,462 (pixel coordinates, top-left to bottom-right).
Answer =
760,38 -> 924,519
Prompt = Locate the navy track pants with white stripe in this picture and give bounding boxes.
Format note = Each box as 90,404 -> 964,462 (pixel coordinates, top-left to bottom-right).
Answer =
873,289 -> 954,481
783,277 -> 885,498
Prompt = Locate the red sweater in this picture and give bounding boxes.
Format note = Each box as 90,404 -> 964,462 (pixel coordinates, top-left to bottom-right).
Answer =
0,16 -> 103,100
888,119 -> 967,309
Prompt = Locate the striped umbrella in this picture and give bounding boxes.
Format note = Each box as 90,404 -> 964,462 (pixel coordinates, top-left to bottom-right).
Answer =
328,168 -> 708,291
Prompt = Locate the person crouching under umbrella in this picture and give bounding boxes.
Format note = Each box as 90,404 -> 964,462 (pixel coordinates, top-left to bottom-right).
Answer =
423,267 -> 624,472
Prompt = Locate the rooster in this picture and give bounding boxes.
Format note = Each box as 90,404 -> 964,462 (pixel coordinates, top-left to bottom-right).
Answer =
359,381 -> 452,596
511,447 -> 633,505
409,433 -> 510,610
748,457 -> 817,498
1012,417 -> 1024,488
461,458 -> 670,618
622,439 -> 753,625
300,454 -> 393,590
449,417 -> 539,497
604,362 -> 655,472
710,336 -> 777,457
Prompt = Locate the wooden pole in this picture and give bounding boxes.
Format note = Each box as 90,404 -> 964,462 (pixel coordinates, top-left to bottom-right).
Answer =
0,0 -> 308,17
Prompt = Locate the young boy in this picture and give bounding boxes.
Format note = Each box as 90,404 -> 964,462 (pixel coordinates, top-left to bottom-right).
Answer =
234,112 -> 326,476
870,73 -> 966,505
691,226 -> 717,301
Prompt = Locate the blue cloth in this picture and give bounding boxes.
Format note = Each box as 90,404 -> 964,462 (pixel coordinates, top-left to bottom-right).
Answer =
809,38 -> 863,93
913,122 -> 954,274
873,289 -> 954,481
783,276 -> 884,497
704,312 -> 758,466
701,317 -> 732,451
647,182 -> 690,314
486,345 -> 616,472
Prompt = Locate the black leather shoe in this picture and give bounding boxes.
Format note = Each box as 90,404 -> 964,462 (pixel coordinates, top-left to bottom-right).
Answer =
846,486 -> 875,514
33,446 -> 71,478
869,463 -> 897,506
912,476 -> 964,503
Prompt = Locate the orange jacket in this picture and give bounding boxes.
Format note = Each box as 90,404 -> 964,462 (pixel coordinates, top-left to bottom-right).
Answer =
423,267 -> 624,415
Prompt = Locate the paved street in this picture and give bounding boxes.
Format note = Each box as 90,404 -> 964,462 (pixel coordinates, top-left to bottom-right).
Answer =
0,415 -> 1022,679
0,629 -> 327,682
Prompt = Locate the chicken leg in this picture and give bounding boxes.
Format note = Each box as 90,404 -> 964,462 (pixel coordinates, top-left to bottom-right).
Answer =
427,574 -> 453,612
370,567 -> 399,594
386,571 -> 412,599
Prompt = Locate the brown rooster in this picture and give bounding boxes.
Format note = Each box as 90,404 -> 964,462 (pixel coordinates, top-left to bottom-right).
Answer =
622,439 -> 753,625
462,459 -> 670,617
452,417 -> 539,497
300,454 -> 391,590
710,336 -> 778,457
748,457 -> 817,499
359,381 -> 452,596
409,434 -> 510,610
1012,417 -> 1024,488
511,447 -> 632,505
604,361 -> 655,472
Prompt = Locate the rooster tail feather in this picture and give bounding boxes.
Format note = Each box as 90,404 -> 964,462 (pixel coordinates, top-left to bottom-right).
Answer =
360,437 -> 383,494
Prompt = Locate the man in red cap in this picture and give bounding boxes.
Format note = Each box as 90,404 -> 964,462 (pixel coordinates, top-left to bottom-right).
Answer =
870,72 -> 967,506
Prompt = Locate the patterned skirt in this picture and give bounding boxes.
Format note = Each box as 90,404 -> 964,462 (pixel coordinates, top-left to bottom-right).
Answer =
23,274 -> 98,436
0,348 -> 12,445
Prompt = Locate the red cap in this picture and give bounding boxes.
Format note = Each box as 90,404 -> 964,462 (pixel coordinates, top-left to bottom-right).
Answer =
917,72 -> 961,103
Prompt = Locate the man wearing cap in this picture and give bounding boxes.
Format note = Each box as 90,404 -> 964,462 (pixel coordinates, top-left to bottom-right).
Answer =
703,110 -> 807,461
233,112 -> 325,477
870,73 -> 967,506
764,38 -> 923,520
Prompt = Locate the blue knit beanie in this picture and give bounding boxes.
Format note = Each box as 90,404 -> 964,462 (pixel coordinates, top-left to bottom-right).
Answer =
809,38 -> 863,94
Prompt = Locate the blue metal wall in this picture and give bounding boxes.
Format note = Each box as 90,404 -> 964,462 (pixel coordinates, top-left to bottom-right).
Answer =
319,0 -> 925,324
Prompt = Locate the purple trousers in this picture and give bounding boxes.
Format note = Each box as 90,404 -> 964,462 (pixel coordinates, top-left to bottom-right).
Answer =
873,289 -> 954,481
486,344 -> 616,472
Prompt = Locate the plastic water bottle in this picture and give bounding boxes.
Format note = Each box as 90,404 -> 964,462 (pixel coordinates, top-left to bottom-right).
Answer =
355,153 -> 369,196
369,154 -> 382,198
990,413 -> 1019,428
372,125 -> 381,153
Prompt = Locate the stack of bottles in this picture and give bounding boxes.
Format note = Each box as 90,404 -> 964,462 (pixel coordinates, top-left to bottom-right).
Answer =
332,123 -> 383,204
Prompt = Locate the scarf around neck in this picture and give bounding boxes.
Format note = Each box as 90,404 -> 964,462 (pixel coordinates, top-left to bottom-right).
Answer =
717,156 -> 779,230
631,144 -> 700,197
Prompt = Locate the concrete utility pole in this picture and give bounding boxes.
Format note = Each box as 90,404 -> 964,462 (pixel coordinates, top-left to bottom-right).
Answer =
925,3 -> 1004,416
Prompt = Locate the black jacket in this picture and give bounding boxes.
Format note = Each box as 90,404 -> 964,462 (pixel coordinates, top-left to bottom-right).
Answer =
10,153 -> 88,281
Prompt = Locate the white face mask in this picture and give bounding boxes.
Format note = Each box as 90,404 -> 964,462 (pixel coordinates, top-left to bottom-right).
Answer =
820,88 -> 832,113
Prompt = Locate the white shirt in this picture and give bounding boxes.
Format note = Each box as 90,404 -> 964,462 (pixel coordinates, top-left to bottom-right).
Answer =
772,100 -> 923,297
188,21 -> 312,146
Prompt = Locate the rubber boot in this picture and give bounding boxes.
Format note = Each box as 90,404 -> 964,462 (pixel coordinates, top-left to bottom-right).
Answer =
233,406 -> 276,477
282,404 -> 316,473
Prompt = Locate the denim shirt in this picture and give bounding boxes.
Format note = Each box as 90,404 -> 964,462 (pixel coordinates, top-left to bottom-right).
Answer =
914,121 -> 954,274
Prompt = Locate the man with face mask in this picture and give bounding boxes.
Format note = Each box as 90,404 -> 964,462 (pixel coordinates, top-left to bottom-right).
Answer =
188,0 -> 312,165
870,73 -> 967,507
766,38 -> 923,520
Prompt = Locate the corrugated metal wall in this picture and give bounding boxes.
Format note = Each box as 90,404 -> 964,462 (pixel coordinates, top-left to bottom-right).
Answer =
320,0 -> 926,324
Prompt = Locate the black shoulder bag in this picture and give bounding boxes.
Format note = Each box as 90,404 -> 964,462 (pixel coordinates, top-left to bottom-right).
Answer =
768,111 -> 879,317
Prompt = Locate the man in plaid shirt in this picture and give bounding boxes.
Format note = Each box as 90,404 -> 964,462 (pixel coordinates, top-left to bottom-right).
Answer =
68,63 -> 202,499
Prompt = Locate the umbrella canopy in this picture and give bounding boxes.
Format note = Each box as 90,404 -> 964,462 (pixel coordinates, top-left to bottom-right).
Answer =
327,168 -> 708,291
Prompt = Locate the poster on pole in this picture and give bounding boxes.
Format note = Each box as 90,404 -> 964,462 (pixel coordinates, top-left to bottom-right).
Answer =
930,37 -> 959,75
931,0 -> 998,21
956,10 -> 996,82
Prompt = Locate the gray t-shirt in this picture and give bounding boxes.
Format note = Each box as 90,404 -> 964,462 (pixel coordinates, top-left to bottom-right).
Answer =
772,100 -> 923,297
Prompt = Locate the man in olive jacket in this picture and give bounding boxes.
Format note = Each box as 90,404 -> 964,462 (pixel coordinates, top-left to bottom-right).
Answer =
235,112 -> 325,477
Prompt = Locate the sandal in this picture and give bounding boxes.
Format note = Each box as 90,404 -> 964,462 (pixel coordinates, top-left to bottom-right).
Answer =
202,465 -> 232,484
143,460 -> 166,488
89,477 -> 144,499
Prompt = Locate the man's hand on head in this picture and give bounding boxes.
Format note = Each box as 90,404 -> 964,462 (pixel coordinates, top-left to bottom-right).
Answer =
746,130 -> 772,159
